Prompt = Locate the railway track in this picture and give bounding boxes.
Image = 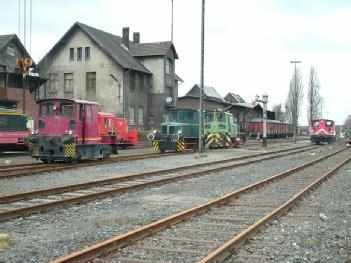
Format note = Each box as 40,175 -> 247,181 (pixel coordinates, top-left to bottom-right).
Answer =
50,146 -> 350,263
0,152 -> 190,179
0,145 -> 318,221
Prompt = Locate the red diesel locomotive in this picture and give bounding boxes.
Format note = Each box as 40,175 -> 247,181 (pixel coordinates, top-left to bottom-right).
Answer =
0,108 -> 28,152
27,98 -> 137,162
310,118 -> 336,144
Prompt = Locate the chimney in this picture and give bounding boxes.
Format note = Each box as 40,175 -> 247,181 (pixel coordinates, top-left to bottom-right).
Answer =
133,32 -> 140,43
122,27 -> 129,49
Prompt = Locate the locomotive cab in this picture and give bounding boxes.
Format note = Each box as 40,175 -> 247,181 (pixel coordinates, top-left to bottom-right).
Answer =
148,109 -> 199,153
28,99 -> 111,162
204,111 -> 239,149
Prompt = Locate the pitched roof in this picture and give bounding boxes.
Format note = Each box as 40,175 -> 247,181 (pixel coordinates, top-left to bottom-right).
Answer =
0,34 -> 36,72
40,22 -> 178,74
225,92 -> 246,103
130,41 -> 178,58
184,84 -> 224,102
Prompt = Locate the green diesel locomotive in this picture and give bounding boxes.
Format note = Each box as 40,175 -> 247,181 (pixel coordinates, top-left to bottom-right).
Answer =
204,110 -> 239,148
148,108 -> 199,153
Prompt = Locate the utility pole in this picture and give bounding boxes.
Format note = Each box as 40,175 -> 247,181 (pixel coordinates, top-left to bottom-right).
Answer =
290,60 -> 301,135
199,0 -> 205,154
171,0 -> 174,43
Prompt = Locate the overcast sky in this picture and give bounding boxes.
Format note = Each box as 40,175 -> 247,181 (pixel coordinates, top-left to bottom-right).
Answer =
2,0 -> 350,125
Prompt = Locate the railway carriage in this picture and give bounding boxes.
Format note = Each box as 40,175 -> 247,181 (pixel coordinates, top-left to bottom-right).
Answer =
0,108 -> 28,152
310,118 -> 336,144
248,119 -> 293,138
148,108 -> 199,153
204,110 -> 239,148
28,98 -> 113,162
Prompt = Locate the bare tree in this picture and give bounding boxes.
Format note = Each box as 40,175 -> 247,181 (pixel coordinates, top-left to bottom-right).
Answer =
307,66 -> 321,123
272,103 -> 285,122
285,68 -> 304,134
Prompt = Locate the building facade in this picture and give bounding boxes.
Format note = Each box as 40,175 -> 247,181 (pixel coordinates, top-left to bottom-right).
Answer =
38,22 -> 180,130
0,34 -> 44,119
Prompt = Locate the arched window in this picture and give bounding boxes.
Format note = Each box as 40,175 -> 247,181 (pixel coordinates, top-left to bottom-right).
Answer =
166,58 -> 173,74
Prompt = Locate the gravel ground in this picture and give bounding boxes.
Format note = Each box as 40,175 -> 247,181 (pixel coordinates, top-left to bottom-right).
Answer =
225,154 -> 351,263
0,142 -> 344,262
0,142 -> 308,196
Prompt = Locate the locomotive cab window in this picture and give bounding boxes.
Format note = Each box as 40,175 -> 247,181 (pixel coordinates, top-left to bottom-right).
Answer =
60,103 -> 74,116
185,110 -> 196,122
326,121 -> 333,127
39,103 -> 55,116
312,121 -> 319,127
169,111 -> 180,122
215,113 -> 225,122
205,113 -> 214,122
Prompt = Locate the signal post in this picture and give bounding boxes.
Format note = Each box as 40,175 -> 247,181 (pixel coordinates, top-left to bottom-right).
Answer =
255,93 -> 269,147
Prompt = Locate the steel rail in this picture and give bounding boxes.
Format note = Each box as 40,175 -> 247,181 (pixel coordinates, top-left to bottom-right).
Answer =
50,147 -> 347,263
199,155 -> 351,262
0,151 -> 191,179
0,145 -> 316,204
0,146 -> 318,221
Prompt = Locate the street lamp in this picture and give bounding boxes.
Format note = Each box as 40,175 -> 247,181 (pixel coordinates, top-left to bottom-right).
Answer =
255,93 -> 268,147
290,60 -> 301,135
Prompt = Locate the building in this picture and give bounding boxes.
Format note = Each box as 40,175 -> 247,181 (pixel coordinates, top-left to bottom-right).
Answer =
0,34 -> 44,119
38,22 -> 181,130
178,85 -> 276,137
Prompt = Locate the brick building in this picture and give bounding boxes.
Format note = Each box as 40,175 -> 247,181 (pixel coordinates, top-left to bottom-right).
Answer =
37,22 -> 181,130
0,34 -> 44,119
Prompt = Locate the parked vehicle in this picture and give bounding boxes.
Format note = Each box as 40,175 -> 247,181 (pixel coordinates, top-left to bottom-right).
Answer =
0,107 -> 28,152
310,118 -> 336,144
27,98 -> 138,163
98,113 -> 138,150
148,108 -> 199,153
204,110 -> 239,148
248,119 -> 293,138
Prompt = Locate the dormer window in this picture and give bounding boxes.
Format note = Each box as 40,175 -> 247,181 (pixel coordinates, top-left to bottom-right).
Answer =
166,58 -> 172,74
6,46 -> 15,56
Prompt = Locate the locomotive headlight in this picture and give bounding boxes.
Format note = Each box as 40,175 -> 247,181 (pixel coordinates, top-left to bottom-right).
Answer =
31,130 -> 35,135
147,133 -> 155,140
152,129 -> 157,134
35,130 -> 39,135
68,130 -> 74,135
177,129 -> 182,135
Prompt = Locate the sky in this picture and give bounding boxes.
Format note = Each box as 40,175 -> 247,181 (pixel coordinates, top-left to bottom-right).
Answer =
1,0 -> 351,125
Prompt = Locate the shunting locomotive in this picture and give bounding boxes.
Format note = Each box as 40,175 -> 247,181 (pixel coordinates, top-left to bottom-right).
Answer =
309,118 -> 336,144
148,108 -> 199,153
27,98 -> 113,162
204,110 -> 239,148
0,107 -> 28,152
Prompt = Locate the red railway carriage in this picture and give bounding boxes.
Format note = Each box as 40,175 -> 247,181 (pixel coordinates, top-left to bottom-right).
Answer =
97,113 -> 138,150
248,118 -> 293,138
27,99 -> 113,162
0,108 -> 28,152
310,119 -> 336,144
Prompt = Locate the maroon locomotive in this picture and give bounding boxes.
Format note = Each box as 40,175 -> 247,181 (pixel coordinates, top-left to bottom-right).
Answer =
0,108 -> 28,152
310,118 -> 336,144
248,118 -> 293,138
27,98 -> 136,163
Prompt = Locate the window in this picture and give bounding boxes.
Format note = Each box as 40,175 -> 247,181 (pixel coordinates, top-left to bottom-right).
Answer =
312,121 -> 319,127
60,103 -> 74,116
185,110 -> 196,121
39,103 -> 55,116
77,47 -> 82,61
6,46 -> 15,56
326,121 -> 333,127
128,106 -> 135,125
85,104 -> 92,122
166,58 -> 173,74
69,48 -> 74,61
215,113 -> 225,122
205,113 -> 214,122
138,107 -> 144,125
48,73 -> 58,93
85,47 -> 90,60
86,72 -> 96,92
168,110 -> 180,122
64,73 -> 74,92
